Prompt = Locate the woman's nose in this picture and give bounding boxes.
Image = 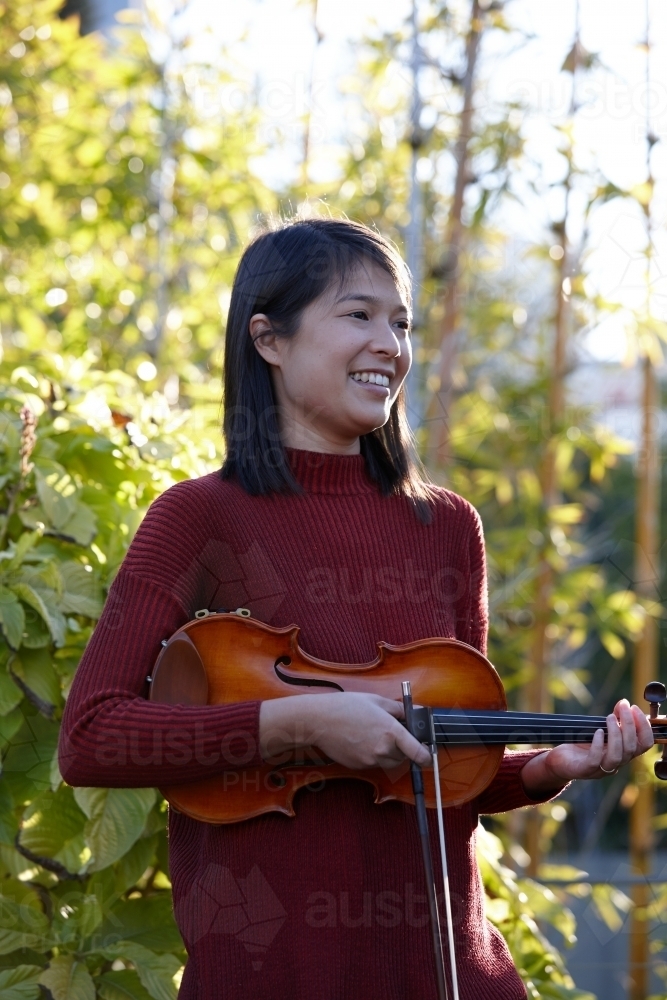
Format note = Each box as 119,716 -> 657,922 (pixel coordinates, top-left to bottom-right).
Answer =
371,320 -> 401,356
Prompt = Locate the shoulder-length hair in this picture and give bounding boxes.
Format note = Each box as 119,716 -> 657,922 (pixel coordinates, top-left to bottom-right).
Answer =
220,217 -> 434,516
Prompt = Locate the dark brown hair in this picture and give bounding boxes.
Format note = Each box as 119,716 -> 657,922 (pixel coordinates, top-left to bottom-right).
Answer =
220,217 -> 433,515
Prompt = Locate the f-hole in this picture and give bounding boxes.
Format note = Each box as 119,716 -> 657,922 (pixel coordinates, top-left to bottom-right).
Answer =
274,657 -> 345,692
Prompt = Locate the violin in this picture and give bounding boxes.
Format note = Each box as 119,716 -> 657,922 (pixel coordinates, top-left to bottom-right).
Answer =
148,608 -> 667,826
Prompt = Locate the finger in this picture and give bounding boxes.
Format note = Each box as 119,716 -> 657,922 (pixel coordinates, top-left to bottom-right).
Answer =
393,725 -> 432,767
616,699 -> 637,759
372,696 -> 405,720
603,713 -> 623,769
613,697 -> 630,721
585,728 -> 606,772
631,704 -> 655,753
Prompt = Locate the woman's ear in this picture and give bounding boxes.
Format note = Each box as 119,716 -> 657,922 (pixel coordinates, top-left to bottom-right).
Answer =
249,313 -> 282,368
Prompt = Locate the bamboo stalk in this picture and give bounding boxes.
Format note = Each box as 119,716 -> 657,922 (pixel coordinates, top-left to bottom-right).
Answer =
524,4 -> 581,876
629,357 -> 659,1000
300,0 -> 322,188
404,0 -> 426,432
524,220 -> 572,874
426,0 -> 483,468
629,6 -> 659,994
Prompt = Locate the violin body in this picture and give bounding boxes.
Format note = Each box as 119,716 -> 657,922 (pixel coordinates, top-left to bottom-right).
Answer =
149,611 -> 507,824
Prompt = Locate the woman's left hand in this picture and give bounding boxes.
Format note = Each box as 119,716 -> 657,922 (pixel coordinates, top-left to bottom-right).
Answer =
521,699 -> 654,795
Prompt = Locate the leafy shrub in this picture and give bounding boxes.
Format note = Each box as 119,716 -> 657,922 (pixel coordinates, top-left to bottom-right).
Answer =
0,356 -> 220,998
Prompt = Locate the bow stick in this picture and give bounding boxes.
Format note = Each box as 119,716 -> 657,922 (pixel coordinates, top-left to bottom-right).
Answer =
403,681 -> 459,1000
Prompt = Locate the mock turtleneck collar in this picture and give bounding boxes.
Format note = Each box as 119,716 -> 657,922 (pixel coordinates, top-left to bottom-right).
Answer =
285,448 -> 378,496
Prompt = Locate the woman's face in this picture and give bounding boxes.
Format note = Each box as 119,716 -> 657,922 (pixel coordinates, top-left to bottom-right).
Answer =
250,261 -> 412,454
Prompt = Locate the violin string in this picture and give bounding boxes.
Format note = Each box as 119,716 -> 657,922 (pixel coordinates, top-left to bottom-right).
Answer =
433,730 -> 611,737
433,711 -> 610,724
431,739 -> 459,1000
436,729 -> 612,743
432,723 -> 609,732
433,731 -> 609,738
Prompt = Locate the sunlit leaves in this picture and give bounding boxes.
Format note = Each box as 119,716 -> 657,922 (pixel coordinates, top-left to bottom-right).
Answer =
39,956 -> 95,1000
101,943 -> 180,1000
73,787 -> 156,872
477,827 -> 595,1000
18,785 -> 85,865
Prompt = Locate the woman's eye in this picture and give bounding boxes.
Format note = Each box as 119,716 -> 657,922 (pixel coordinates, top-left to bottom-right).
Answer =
349,310 -> 369,320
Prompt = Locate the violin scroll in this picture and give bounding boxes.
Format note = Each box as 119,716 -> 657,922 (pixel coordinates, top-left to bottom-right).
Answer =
644,682 -> 667,780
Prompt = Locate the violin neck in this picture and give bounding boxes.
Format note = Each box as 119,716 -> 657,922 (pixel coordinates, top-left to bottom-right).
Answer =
431,709 -> 611,746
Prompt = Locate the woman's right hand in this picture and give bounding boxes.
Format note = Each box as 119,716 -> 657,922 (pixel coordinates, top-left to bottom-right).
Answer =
259,692 -> 432,770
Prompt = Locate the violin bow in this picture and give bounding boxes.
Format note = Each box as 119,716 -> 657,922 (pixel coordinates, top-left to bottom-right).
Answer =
402,682 -> 459,1000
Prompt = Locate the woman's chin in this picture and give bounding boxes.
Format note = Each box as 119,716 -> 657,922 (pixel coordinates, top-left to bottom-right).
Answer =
351,409 -> 392,437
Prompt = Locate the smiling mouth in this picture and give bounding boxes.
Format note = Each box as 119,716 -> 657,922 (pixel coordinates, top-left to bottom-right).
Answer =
350,372 -> 391,388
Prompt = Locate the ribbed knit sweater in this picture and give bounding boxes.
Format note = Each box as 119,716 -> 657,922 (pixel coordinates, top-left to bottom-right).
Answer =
59,449 -> 558,1000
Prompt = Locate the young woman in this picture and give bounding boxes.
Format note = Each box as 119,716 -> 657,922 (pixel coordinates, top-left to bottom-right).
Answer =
59,218 -> 653,1000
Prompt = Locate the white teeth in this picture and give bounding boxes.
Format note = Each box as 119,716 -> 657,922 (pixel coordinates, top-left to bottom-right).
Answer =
350,372 -> 391,387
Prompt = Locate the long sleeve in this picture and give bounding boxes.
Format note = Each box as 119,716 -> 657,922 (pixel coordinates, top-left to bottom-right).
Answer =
58,485 -> 262,789
454,499 -> 489,654
476,748 -> 567,814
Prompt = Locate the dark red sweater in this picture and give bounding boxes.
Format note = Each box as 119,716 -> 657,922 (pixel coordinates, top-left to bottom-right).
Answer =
60,449 -> 555,1000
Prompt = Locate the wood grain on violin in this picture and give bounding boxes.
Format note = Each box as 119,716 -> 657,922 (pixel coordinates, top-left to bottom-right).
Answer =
148,611 -> 667,825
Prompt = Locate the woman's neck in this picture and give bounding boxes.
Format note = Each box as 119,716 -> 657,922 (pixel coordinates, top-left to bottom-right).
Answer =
280,416 -> 361,456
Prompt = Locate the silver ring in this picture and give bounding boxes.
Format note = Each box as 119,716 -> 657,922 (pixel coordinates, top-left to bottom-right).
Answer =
599,763 -> 618,775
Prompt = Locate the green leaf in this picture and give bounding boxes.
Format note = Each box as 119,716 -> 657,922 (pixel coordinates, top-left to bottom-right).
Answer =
600,630 -> 625,659
19,786 -> 87,872
34,466 -> 78,532
18,614 -> 51,649
10,650 -> 60,714
1,710 -> 60,795
0,924 -> 45,956
97,971 -> 154,1000
74,787 -> 156,871
0,590 -> 25,651
66,892 -> 104,938
0,881 -> 49,941
115,835 -> 157,895
0,414 -> 20,454
59,503 -> 97,547
39,956 -> 95,1000
10,585 -> 66,648
24,562 -> 62,598
0,669 -> 22,716
96,895 -> 184,953
2,534 -> 40,575
548,503 -> 584,525
102,943 -> 180,1000
0,780 -> 17,846
58,561 -> 103,618
0,964 -> 42,1000
0,708 -> 27,756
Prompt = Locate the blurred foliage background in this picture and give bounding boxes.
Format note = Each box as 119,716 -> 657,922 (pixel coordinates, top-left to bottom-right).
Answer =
1,0 -> 666,997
